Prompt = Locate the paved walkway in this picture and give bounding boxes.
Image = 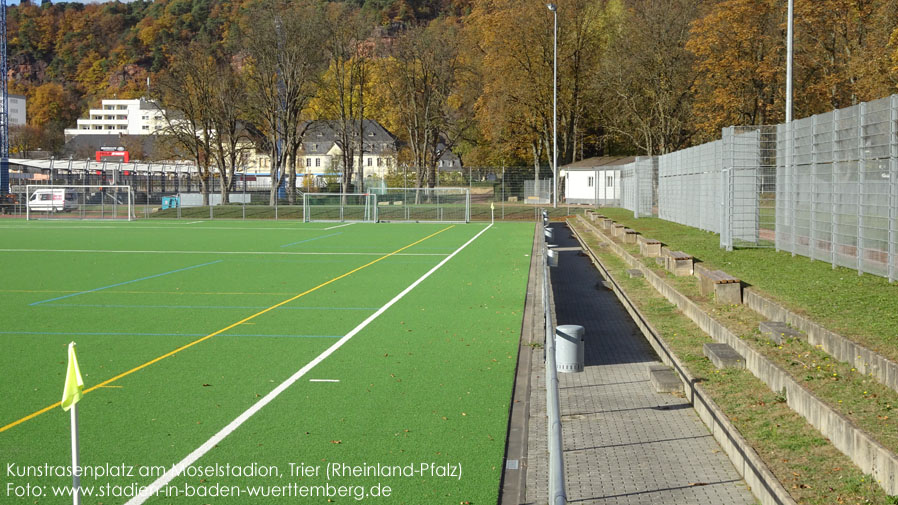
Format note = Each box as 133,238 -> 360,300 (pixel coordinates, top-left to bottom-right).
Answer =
524,223 -> 755,505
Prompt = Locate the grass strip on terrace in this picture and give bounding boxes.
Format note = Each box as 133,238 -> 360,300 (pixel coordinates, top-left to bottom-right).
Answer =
596,207 -> 898,364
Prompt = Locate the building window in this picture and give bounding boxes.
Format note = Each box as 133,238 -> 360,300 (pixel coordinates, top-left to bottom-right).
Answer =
449,160 -> 454,167
306,158 -> 311,167
367,157 -> 372,166
315,158 -> 321,167
377,158 -> 382,167
587,176 -> 594,187
606,175 -> 614,187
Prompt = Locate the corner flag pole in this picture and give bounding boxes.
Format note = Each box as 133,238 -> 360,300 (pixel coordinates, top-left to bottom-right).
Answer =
490,201 -> 495,225
62,342 -> 84,505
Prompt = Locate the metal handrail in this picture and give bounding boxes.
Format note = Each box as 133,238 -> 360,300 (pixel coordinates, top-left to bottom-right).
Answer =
542,218 -> 567,505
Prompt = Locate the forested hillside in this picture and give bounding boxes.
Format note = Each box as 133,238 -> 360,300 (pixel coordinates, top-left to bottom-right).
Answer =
7,0 -> 898,167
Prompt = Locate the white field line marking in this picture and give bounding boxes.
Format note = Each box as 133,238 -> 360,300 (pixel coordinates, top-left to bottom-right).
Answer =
309,379 -> 340,383
324,222 -> 356,230
0,248 -> 447,257
124,223 -> 492,505
185,221 -> 203,225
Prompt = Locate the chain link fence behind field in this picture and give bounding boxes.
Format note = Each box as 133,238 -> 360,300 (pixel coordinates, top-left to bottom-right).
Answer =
7,164 -> 566,222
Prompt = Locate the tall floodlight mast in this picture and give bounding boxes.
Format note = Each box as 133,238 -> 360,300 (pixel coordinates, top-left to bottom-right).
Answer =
0,0 -> 9,196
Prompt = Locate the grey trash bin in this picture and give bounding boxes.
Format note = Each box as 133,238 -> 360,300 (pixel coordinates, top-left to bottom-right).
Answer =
555,325 -> 585,373
547,247 -> 558,267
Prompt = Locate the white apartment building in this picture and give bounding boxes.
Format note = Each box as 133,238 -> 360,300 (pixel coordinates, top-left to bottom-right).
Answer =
64,98 -> 166,138
8,94 -> 26,126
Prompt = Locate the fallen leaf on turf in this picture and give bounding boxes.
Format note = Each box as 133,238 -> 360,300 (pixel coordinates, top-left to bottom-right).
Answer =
330,440 -> 341,444
688,482 -> 708,486
202,384 -> 212,387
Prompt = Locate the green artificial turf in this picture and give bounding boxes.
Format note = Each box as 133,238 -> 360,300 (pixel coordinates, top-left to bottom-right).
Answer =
0,220 -> 534,504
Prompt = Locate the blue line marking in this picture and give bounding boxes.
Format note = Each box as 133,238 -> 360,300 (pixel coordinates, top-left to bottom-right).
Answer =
38,304 -> 378,311
280,232 -> 342,248
28,260 -> 223,306
0,331 -> 342,339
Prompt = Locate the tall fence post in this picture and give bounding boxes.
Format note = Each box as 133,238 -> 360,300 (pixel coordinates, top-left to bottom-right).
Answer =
890,95 -> 897,283
857,102 -> 866,276
810,115 -> 818,261
832,108 -> 839,269
720,127 -> 731,250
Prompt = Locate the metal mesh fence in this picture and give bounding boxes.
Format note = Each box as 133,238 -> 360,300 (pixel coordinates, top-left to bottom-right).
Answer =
658,139 -> 722,233
722,126 -> 777,249
619,156 -> 657,218
777,95 -> 898,281
657,126 -> 775,250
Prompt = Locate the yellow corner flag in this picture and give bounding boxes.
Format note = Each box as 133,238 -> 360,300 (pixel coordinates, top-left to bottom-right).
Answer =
490,202 -> 495,211
61,342 -> 84,411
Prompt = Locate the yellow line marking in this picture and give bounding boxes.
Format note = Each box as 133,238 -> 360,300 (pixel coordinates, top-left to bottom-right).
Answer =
97,385 -> 123,389
1,289 -> 305,296
0,225 -> 455,433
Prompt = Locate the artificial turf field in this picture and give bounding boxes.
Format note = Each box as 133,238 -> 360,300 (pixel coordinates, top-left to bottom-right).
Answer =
0,219 -> 535,504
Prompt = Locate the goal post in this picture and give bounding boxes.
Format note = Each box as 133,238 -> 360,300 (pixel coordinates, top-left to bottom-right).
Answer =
26,185 -> 134,221
303,193 -> 378,223
373,187 -> 470,223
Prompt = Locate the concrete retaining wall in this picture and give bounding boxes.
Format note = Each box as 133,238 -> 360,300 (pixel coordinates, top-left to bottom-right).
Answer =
573,215 -> 898,495
744,289 -> 898,395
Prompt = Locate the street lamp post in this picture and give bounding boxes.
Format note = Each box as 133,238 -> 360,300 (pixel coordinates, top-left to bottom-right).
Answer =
548,3 -> 558,209
786,0 -> 793,124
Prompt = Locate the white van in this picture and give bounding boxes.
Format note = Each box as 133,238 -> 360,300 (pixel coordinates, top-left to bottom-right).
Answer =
27,188 -> 79,213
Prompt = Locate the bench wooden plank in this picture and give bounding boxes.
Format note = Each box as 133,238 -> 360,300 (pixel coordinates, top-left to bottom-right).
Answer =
708,270 -> 739,284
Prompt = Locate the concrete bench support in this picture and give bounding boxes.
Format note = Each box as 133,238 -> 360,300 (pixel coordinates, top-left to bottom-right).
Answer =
626,269 -> 644,278
695,266 -> 742,304
648,364 -> 682,393
612,224 -> 626,238
703,343 -> 745,369
666,251 -> 693,276
622,229 -> 639,244
759,321 -> 804,345
639,239 -> 662,257
602,219 -> 615,230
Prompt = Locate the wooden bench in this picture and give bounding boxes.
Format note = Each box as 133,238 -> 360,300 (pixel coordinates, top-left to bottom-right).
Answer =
695,266 -> 742,304
666,251 -> 693,276
639,238 -> 662,257
622,228 -> 639,244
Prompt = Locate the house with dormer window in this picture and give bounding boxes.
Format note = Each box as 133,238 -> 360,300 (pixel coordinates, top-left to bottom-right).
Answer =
298,120 -> 399,179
